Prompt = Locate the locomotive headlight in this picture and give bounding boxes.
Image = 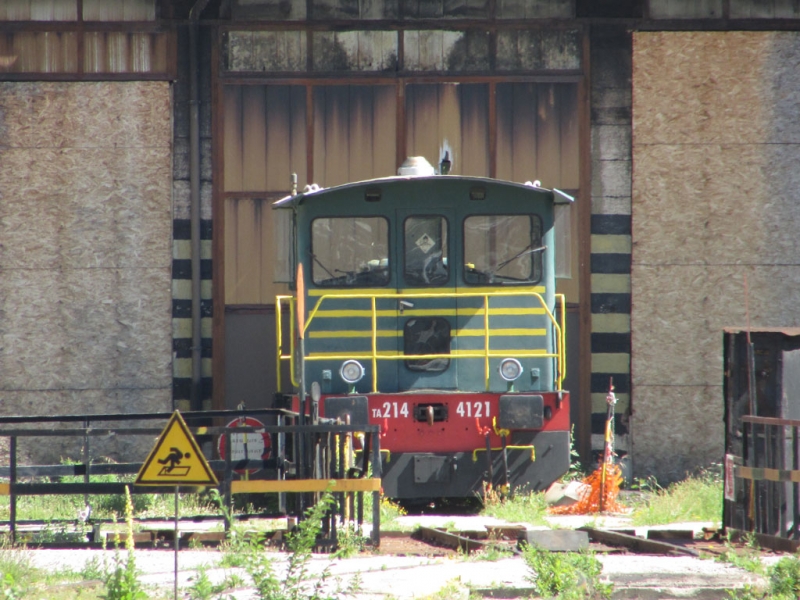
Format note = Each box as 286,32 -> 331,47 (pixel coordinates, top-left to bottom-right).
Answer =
499,358 -> 523,382
340,360 -> 365,385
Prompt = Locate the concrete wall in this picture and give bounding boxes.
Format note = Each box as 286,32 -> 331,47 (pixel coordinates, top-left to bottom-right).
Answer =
0,81 -> 173,463
631,32 -> 800,481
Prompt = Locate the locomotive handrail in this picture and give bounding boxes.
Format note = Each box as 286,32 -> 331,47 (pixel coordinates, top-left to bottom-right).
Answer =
277,290 -> 565,392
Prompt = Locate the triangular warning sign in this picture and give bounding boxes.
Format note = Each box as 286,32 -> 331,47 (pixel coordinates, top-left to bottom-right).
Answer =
136,411 -> 218,486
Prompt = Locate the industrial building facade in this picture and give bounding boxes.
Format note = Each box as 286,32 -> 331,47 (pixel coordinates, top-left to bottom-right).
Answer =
1,0 -> 798,480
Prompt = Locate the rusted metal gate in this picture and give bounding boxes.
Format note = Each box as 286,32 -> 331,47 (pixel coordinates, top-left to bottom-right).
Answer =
723,328 -> 800,550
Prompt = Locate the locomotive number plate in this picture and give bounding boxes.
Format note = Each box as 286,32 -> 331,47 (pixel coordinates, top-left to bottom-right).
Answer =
372,401 -> 410,419
455,401 -> 492,418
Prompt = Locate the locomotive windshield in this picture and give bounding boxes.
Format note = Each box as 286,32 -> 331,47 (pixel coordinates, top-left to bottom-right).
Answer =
463,214 -> 543,284
403,215 -> 449,286
310,216 -> 390,287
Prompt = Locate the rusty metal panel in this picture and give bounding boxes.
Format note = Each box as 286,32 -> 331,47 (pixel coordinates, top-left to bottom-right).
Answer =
405,83 -> 488,177
312,31 -> 398,72
398,0 -> 490,19
223,87 -> 244,192
221,84 -> 307,192
265,86 -> 307,191
226,31 -> 307,72
232,0 -> 307,20
458,83 -> 489,176
558,85 -> 580,189
225,197 -> 273,304
0,31 -> 78,73
730,0 -> 800,17
496,30 -> 581,71
83,32 -> 168,73
496,83 -> 578,188
313,85 -> 396,187
0,0 -> 78,21
83,0 -> 155,21
404,30 -> 462,71
496,83 -> 538,182
242,87 -> 268,191
537,84 -> 562,186
496,0 -> 573,18
649,0 -> 723,18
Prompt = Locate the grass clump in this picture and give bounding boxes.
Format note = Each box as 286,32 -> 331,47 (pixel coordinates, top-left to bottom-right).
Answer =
727,554 -> 800,599
479,485 -> 549,526
630,466 -> 722,526
522,544 -> 613,600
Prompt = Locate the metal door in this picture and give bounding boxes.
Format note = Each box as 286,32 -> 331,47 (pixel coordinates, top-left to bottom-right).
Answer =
395,209 -> 458,391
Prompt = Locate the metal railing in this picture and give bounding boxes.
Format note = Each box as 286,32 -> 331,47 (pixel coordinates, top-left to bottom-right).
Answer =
276,290 -> 566,392
726,415 -> 800,551
0,409 -> 382,547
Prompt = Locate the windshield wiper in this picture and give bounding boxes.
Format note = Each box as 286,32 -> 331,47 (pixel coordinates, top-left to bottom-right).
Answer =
309,252 -> 335,279
493,244 -> 546,273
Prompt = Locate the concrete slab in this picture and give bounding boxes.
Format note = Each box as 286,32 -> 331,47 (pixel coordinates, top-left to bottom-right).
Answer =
23,545 -> 767,600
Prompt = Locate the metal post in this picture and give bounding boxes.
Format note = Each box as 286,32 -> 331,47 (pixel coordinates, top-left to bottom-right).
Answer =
370,432 -> 381,547
9,436 -> 16,545
277,413 -> 286,514
174,486 -> 179,600
224,432 -> 232,532
484,433 -> 494,486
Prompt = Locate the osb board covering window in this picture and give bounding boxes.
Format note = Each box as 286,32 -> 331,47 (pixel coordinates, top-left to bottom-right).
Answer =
631,31 -> 800,481
0,81 -> 172,460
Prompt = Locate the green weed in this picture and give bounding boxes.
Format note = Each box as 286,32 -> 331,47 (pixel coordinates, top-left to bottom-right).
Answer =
522,544 -> 613,600
727,554 -> 800,599
101,487 -> 146,600
717,532 -> 764,576
480,488 -> 549,525
630,467 -> 722,526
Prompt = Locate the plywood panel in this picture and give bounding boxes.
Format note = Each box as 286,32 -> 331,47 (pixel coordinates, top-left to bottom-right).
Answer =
632,30 -> 800,481
0,81 -> 171,451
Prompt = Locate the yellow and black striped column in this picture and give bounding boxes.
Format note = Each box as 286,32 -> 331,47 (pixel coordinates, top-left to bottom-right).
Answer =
589,27 -> 632,456
171,218 -> 214,411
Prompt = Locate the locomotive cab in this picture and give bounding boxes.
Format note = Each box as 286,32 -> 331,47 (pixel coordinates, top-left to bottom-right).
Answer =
274,160 -> 573,499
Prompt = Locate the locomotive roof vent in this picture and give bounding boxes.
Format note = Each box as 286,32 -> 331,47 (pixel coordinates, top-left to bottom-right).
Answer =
397,156 -> 435,177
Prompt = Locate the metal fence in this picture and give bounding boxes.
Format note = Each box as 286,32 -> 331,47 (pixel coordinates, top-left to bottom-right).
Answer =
0,408 -> 382,547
